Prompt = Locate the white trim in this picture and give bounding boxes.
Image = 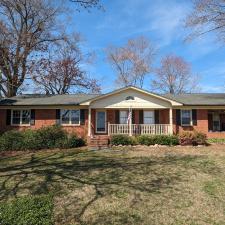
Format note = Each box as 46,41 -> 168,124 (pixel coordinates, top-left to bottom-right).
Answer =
95,110 -> 107,133
60,109 -> 80,126
11,109 -> 31,126
181,109 -> 193,126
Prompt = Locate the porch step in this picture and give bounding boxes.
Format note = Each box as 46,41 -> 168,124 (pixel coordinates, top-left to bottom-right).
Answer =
88,135 -> 110,149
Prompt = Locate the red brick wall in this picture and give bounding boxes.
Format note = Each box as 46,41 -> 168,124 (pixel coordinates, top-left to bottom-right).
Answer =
172,109 -> 225,138
2,108 -> 225,139
0,108 -> 88,138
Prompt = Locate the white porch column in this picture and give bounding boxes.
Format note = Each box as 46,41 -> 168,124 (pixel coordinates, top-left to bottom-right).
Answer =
129,108 -> 132,136
88,107 -> 92,137
169,108 -> 173,135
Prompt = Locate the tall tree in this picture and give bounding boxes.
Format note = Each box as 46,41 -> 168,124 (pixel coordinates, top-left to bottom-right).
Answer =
106,36 -> 155,88
185,0 -> 225,41
151,54 -> 199,94
31,38 -> 100,94
0,0 -> 102,97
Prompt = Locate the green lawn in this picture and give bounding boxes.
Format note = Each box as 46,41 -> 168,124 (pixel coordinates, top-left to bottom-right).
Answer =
1,146 -> 225,225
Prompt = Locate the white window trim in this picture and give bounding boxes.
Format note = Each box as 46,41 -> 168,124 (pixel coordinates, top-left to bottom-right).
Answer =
181,109 -> 193,126
11,109 -> 31,126
95,110 -> 107,133
60,109 -> 80,126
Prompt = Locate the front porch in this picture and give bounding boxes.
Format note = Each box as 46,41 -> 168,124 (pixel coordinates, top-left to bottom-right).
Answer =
88,108 -> 173,137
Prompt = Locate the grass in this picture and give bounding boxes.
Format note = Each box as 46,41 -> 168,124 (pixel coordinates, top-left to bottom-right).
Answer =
1,146 -> 225,224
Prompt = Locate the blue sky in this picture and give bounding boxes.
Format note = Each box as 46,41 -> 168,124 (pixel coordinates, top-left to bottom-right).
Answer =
69,0 -> 225,93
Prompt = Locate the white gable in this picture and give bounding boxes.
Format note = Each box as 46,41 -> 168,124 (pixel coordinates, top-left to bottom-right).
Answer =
89,88 -> 178,108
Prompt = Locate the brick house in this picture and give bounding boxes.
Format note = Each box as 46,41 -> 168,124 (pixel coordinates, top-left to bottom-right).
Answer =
0,86 -> 225,147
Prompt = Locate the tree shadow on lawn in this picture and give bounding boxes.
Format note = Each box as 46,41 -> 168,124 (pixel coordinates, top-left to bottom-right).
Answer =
0,150 -> 221,224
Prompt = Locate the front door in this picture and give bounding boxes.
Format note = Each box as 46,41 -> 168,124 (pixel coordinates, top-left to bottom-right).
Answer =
96,111 -> 106,133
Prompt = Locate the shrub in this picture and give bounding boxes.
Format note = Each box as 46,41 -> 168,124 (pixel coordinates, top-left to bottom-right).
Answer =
208,138 -> 225,144
0,130 -> 24,151
179,131 -> 195,146
178,131 -> 207,146
35,125 -> 67,149
57,134 -> 86,149
137,135 -> 179,146
154,135 -> 179,146
67,135 -> 86,148
111,135 -> 136,146
0,125 -> 86,151
194,131 -> 207,146
0,195 -> 53,225
137,135 -> 155,146
22,129 -> 40,150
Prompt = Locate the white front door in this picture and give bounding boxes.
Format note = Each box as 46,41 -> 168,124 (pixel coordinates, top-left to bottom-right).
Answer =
96,111 -> 106,133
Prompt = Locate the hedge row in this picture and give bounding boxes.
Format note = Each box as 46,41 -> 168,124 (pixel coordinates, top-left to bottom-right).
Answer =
0,125 -> 85,151
111,131 -> 207,146
111,134 -> 179,146
0,195 -> 53,225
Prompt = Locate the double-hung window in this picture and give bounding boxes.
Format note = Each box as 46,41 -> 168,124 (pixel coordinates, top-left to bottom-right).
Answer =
11,110 -> 31,125
144,111 -> 155,124
61,109 -> 80,125
120,111 -> 128,124
181,110 -> 192,126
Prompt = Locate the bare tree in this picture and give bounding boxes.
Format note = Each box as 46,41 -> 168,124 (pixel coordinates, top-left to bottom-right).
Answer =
106,36 -> 155,88
70,0 -> 102,10
151,54 -> 200,94
31,39 -> 101,94
185,0 -> 225,41
0,0 -> 103,97
0,0 -> 67,97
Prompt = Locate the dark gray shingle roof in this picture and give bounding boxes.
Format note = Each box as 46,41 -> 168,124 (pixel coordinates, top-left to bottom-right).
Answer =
1,91 -> 225,106
163,93 -> 225,105
0,94 -> 99,106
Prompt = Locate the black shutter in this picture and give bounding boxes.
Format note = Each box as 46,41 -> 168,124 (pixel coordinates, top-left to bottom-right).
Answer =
176,109 -> 181,126
139,110 -> 143,124
80,109 -> 85,125
132,110 -> 135,124
115,110 -> 120,124
30,109 -> 35,125
6,109 -> 11,125
56,109 -> 61,125
192,109 -> 197,126
155,110 -> 159,124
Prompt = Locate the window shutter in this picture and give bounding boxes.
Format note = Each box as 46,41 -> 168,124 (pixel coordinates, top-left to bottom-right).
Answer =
192,109 -> 197,126
56,109 -> 61,125
155,110 -> 159,124
115,110 -> 120,124
176,109 -> 181,126
132,110 -> 135,124
139,110 -> 143,124
6,109 -> 11,125
80,109 -> 85,125
30,109 -> 35,125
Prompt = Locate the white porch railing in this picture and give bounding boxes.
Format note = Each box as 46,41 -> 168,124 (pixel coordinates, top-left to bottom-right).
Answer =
108,124 -> 172,135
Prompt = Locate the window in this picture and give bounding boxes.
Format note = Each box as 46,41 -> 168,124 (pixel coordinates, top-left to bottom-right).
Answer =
61,109 -> 80,125
181,110 -> 192,126
11,110 -> 31,125
120,111 -> 128,124
144,111 -> 155,124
